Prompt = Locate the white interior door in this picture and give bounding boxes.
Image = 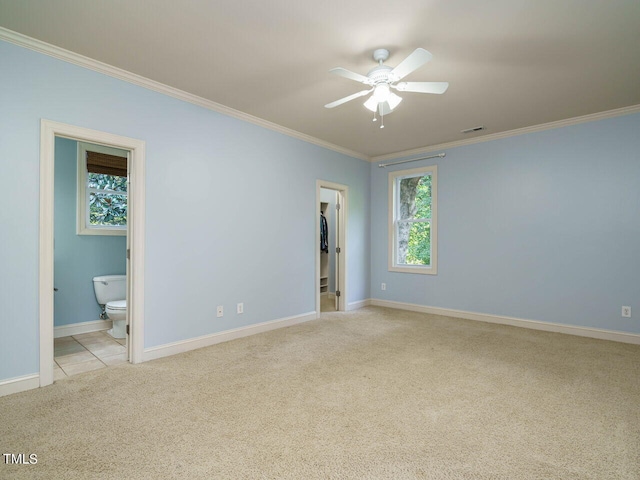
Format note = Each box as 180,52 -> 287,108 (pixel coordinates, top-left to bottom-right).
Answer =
125,151 -> 131,360
316,180 -> 347,315
334,191 -> 341,311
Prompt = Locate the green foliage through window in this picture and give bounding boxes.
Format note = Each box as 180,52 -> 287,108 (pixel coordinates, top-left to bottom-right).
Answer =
397,174 -> 431,266
406,175 -> 431,265
406,221 -> 431,265
88,173 -> 127,227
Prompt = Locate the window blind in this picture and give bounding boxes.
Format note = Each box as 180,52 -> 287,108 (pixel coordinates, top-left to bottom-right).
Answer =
86,151 -> 127,177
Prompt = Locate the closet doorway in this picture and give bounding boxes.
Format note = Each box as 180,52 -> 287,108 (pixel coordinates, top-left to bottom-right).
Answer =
316,180 -> 347,314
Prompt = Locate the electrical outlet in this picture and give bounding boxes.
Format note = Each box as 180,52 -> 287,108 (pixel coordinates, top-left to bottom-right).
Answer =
237,303 -> 244,314
381,283 -> 386,291
621,306 -> 631,318
216,306 -> 223,318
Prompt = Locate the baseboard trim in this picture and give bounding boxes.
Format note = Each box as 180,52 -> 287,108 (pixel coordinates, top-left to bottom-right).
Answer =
347,299 -> 371,311
0,374 -> 40,398
142,311 -> 317,362
371,299 -> 640,345
54,319 -> 111,338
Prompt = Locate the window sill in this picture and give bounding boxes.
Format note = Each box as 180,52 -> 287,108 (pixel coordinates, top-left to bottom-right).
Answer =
389,265 -> 437,275
77,227 -> 126,236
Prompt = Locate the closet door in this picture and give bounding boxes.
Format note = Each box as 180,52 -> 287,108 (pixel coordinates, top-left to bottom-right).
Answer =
334,192 -> 340,311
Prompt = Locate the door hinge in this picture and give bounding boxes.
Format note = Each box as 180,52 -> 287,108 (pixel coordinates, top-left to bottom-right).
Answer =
126,248 -> 130,259
336,290 -> 341,297
126,324 -> 130,335
335,247 -> 341,254
336,203 -> 341,210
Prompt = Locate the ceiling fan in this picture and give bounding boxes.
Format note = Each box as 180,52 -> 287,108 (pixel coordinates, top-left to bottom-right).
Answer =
324,48 -> 448,127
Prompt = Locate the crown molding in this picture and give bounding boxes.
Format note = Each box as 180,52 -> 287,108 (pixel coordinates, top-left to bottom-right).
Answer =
4,26 -> 639,165
0,27 -> 369,162
372,103 -> 640,162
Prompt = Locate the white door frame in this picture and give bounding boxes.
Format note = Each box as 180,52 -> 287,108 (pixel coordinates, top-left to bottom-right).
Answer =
39,120 -> 146,387
316,180 -> 347,314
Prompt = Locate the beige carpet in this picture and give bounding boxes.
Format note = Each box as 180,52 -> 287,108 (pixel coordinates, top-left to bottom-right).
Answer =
1,307 -> 639,479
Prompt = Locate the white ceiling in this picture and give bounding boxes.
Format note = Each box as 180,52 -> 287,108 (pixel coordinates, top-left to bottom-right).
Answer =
1,0 -> 639,159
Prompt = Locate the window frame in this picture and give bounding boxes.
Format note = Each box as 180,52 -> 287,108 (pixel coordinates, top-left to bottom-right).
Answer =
76,142 -> 129,236
388,164 -> 438,275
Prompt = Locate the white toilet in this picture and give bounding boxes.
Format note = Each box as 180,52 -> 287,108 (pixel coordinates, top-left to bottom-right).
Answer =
92,275 -> 127,339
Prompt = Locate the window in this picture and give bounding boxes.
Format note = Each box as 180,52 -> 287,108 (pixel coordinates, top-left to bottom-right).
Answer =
388,165 -> 437,274
77,142 -> 129,236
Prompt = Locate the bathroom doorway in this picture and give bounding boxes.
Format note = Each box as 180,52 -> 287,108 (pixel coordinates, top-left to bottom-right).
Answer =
39,120 -> 146,387
52,139 -> 129,378
316,180 -> 347,315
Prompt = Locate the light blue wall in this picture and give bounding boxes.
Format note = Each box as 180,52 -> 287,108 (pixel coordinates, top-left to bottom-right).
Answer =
53,137 -> 127,327
3,36 -> 637,385
371,113 -> 640,333
0,40 -> 370,381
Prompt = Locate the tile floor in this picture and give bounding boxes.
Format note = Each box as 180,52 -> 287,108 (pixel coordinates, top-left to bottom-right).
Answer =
54,331 -> 127,380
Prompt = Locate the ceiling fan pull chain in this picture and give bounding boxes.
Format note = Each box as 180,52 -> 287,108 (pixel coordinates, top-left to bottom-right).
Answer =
380,111 -> 385,129
372,111 -> 377,122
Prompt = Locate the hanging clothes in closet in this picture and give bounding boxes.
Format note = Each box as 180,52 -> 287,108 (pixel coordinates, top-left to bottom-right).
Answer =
320,211 -> 329,253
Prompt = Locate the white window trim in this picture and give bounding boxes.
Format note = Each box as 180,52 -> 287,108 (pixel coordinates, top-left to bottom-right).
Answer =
77,142 -> 129,236
388,164 -> 438,275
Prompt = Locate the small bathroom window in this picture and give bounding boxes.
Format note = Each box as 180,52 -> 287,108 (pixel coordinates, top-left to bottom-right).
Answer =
76,142 -> 129,236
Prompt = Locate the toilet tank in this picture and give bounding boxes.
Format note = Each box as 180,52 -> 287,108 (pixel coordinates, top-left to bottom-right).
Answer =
93,275 -> 126,305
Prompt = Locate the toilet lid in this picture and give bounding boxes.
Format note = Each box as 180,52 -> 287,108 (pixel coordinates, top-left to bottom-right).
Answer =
106,300 -> 127,311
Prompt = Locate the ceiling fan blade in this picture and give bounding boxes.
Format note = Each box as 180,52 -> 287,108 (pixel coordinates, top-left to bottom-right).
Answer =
329,67 -> 372,85
390,48 -> 433,81
394,82 -> 449,94
324,89 -> 372,109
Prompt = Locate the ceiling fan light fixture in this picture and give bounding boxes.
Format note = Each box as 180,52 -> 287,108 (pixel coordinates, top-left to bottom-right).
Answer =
373,83 -> 391,102
364,90 -> 402,114
386,92 -> 402,110
363,95 -> 378,112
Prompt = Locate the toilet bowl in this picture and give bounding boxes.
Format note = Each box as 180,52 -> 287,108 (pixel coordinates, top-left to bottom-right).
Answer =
92,275 -> 127,339
105,299 -> 127,339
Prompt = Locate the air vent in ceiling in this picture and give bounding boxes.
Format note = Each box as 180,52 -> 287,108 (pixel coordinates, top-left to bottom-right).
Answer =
461,126 -> 485,134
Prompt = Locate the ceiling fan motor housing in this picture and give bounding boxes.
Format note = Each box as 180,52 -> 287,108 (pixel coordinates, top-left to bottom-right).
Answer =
367,65 -> 394,85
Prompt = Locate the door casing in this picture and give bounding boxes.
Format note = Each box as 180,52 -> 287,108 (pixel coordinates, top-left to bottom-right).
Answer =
39,120 -> 146,386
